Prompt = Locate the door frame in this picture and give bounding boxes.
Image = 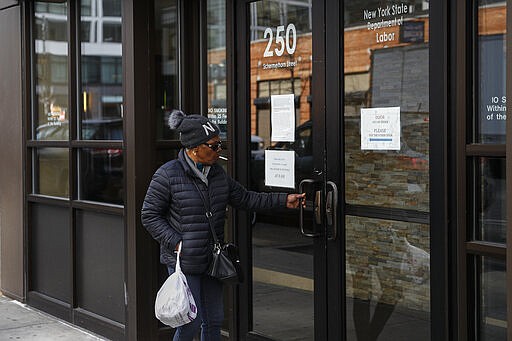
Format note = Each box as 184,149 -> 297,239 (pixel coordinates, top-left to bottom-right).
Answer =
232,0 -> 341,340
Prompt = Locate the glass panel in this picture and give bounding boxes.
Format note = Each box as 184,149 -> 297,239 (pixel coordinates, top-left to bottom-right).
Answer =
476,257 -> 507,340
81,0 -> 92,16
249,1 -> 314,340
81,21 -> 92,42
344,1 -> 429,28
80,0 -> 123,140
476,0 -> 506,143
102,0 -> 121,17
344,0 -> 430,212
103,22 -> 122,43
254,79 -> 302,149
36,148 -> 69,198
250,1 -> 311,40
472,158 -> 506,243
34,2 -> 69,141
207,0 -> 228,140
155,0 -> 180,140
79,148 -> 123,204
346,216 -> 430,340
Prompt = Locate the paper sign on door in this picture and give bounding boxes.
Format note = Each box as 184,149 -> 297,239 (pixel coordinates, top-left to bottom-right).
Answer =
271,94 -> 295,142
360,107 -> 401,150
264,150 -> 295,188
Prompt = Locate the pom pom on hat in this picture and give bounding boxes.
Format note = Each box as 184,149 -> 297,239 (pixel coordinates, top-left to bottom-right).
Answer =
167,109 -> 220,148
168,110 -> 185,130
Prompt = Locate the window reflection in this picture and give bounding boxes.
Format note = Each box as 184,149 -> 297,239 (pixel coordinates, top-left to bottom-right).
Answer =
103,23 -> 122,43
477,257 -> 507,340
103,0 -> 121,17
249,1 -> 312,40
36,148 -> 69,198
207,0 -> 228,140
344,0 -> 429,27
155,0 -> 179,140
252,78 -> 302,161
346,216 -> 430,340
80,0 -> 123,140
343,1 -> 430,339
34,2 -> 69,141
473,158 -> 506,243
249,2 -> 315,340
81,0 -> 92,16
80,148 -> 123,204
477,0 -> 506,143
344,0 -> 430,212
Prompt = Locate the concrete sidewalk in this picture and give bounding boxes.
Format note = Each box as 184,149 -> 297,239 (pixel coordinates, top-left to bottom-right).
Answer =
0,295 -> 108,340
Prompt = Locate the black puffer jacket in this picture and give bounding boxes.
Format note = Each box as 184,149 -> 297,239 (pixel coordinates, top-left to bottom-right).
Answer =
141,149 -> 287,274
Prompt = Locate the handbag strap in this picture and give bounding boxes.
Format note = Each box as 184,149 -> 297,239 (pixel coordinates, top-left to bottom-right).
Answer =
192,180 -> 221,245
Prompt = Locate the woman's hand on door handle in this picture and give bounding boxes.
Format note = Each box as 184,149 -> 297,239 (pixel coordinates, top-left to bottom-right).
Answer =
286,193 -> 306,209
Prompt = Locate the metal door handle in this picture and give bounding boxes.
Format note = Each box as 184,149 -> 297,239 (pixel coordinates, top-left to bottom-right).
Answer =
326,181 -> 338,241
326,191 -> 333,226
299,179 -> 320,237
314,190 -> 322,224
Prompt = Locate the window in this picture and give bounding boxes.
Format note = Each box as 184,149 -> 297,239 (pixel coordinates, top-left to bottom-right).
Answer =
31,0 -> 123,203
254,78 -> 302,148
155,0 -> 180,140
102,0 -> 121,17
103,22 -> 122,42
249,0 -> 312,40
28,1 -> 125,335
33,2 -> 69,145
466,1 -> 507,338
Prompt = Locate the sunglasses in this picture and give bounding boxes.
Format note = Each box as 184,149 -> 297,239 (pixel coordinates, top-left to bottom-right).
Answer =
203,141 -> 223,152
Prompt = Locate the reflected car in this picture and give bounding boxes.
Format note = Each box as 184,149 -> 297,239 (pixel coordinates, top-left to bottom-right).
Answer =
36,118 -> 124,204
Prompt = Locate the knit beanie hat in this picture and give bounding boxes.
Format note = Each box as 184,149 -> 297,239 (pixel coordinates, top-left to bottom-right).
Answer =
168,110 -> 220,148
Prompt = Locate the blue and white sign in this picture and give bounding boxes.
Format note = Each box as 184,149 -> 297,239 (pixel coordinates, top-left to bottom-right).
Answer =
361,107 -> 401,150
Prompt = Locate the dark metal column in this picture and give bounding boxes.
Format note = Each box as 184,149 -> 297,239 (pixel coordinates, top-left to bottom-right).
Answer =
123,0 -> 158,339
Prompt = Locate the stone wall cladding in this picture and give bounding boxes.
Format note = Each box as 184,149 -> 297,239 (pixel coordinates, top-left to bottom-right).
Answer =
346,216 -> 431,312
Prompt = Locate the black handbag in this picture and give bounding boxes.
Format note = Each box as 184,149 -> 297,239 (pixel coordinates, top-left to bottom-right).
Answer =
193,181 -> 243,284
209,242 -> 243,284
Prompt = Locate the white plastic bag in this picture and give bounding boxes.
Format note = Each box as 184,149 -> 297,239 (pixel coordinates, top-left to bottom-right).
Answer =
400,238 -> 430,285
154,244 -> 197,327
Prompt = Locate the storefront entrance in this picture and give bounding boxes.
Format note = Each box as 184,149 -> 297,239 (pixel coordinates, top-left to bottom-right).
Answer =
235,0 -> 431,340
3,0 -> 507,340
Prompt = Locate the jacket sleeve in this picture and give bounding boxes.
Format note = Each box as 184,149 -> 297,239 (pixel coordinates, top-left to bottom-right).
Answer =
141,167 -> 182,251
227,175 -> 287,210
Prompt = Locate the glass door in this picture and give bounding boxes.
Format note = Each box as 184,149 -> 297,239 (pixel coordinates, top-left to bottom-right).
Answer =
343,1 -> 431,340
244,0 -> 334,340
240,0 -> 432,340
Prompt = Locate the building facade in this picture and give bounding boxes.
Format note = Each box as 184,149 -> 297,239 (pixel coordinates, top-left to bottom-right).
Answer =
0,0 -> 511,340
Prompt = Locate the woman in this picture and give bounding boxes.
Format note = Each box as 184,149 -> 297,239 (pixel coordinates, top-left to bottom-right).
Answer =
141,110 -> 305,341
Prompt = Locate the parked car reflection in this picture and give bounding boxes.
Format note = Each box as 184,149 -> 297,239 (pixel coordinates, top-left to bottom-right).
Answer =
36,119 -> 124,204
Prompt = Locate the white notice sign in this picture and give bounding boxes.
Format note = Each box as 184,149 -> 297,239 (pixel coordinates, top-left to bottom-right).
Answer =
361,107 -> 401,150
264,150 -> 295,188
271,94 -> 295,142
